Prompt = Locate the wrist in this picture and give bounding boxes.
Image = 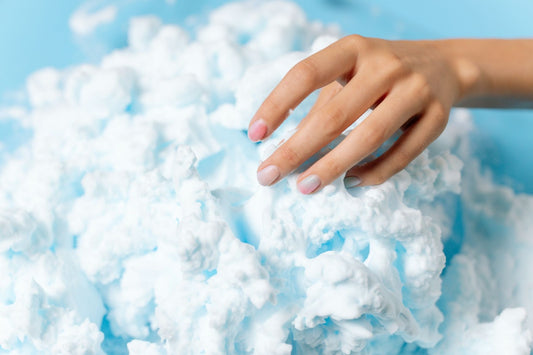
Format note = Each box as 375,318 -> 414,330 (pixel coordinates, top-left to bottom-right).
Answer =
433,39 -> 485,105
434,38 -> 533,108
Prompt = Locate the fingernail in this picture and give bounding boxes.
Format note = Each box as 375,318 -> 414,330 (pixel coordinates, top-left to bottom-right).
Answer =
298,175 -> 321,194
248,119 -> 267,142
344,176 -> 361,189
257,165 -> 280,186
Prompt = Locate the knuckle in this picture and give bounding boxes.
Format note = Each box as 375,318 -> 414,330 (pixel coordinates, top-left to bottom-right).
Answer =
341,35 -> 377,59
376,55 -> 405,81
262,95 -> 283,116
368,171 -> 388,186
291,60 -> 319,87
277,144 -> 301,167
360,122 -> 386,150
342,34 -> 365,49
323,155 -> 345,177
409,73 -> 432,101
385,56 -> 405,77
393,149 -> 412,171
366,131 -> 384,151
318,106 -> 348,138
433,104 -> 448,121
361,158 -> 391,186
431,104 -> 449,132
364,54 -> 404,86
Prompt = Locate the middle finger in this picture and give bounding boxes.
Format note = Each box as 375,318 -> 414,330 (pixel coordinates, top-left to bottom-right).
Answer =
256,69 -> 390,186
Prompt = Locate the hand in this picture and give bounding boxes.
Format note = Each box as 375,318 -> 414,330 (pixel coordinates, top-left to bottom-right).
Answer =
247,35 -> 469,194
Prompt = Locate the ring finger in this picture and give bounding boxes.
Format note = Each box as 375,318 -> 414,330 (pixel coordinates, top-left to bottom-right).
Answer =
296,81 -> 429,193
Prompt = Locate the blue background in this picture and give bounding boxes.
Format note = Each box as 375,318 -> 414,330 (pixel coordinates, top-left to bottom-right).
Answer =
1,0 -> 532,192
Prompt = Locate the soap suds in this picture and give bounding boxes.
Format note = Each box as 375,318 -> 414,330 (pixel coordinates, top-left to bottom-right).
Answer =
0,1 -> 531,354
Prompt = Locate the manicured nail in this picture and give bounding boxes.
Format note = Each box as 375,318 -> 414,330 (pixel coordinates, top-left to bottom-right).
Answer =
248,119 -> 267,142
298,175 -> 321,194
344,176 -> 361,189
257,165 -> 280,186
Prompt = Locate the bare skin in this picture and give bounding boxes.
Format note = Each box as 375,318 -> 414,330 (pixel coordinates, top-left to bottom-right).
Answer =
247,36 -> 533,194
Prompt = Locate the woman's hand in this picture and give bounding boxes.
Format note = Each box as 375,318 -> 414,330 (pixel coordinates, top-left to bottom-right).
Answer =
248,35 -> 473,193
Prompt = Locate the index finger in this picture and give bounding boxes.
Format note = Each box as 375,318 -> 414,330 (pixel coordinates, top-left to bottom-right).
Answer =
247,36 -> 360,142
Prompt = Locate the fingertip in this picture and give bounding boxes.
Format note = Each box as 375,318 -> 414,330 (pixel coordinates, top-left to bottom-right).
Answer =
248,119 -> 268,142
257,165 -> 280,186
344,176 -> 361,189
297,174 -> 321,194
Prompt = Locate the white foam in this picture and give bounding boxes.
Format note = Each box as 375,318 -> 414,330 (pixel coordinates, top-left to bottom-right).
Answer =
69,4 -> 118,36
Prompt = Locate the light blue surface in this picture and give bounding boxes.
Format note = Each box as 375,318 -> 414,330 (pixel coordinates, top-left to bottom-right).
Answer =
0,0 -> 532,191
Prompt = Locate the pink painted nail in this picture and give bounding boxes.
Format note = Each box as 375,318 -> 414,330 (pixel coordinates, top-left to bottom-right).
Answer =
248,119 -> 267,142
257,165 -> 280,186
298,175 -> 321,194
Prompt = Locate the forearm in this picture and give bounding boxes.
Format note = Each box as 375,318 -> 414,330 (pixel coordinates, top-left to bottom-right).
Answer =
435,38 -> 533,108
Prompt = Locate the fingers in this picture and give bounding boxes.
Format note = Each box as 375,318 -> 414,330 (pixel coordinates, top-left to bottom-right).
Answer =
297,81 -> 344,130
250,35 -> 457,192
295,82 -> 430,194
248,37 -> 359,142
307,81 -> 344,117
256,68 -> 390,187
345,103 -> 448,187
